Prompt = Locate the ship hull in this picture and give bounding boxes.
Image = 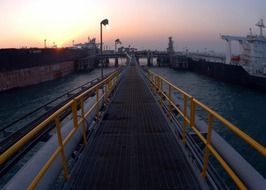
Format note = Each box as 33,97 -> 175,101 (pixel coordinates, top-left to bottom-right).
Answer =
172,57 -> 266,90
0,48 -> 88,71
0,61 -> 75,92
0,48 -> 90,92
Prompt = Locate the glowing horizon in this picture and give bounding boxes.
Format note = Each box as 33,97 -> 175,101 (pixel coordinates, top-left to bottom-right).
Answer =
0,0 -> 265,52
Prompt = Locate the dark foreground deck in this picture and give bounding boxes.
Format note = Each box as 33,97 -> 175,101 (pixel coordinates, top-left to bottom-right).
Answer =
63,62 -> 201,190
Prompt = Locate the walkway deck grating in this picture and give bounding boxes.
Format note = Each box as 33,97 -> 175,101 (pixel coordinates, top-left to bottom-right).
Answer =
63,62 -> 201,190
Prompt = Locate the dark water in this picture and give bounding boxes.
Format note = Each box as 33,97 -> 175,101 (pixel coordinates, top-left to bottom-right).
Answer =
150,67 -> 266,178
0,68 -> 115,129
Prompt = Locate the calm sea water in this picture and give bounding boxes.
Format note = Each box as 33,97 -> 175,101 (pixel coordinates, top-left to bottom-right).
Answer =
150,67 -> 266,177
0,68 -> 115,128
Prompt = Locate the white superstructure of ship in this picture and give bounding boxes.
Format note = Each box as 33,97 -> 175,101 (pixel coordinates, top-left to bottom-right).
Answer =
221,19 -> 266,77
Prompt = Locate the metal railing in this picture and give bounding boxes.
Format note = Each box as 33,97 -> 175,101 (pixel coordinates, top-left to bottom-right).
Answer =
0,70 -> 120,190
146,70 -> 266,190
0,70 -> 117,155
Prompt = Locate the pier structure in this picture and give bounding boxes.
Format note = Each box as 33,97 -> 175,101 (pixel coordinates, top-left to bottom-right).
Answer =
92,51 -> 170,67
75,55 -> 96,71
135,50 -> 169,66
0,56 -> 265,190
63,58 -> 202,190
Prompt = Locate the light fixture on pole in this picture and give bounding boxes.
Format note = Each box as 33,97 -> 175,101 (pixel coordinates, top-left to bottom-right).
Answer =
100,18 -> 109,80
115,39 -> 121,52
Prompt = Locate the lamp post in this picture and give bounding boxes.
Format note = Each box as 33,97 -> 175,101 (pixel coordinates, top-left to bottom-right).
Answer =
114,39 -> 121,67
100,18 -> 109,80
115,38 -> 121,52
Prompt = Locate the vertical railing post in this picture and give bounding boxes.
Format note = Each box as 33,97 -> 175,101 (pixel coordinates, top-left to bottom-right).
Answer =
168,84 -> 172,119
55,117 -> 69,180
182,95 -> 187,144
190,97 -> 195,128
159,77 -> 163,107
202,113 -> 213,177
80,97 -> 87,144
71,100 -> 78,129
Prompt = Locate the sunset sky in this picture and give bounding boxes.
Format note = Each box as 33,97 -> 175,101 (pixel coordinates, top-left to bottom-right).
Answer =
0,0 -> 265,52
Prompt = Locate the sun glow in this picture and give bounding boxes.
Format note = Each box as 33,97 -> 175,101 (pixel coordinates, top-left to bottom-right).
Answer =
2,0 -> 103,48
0,0 -> 265,50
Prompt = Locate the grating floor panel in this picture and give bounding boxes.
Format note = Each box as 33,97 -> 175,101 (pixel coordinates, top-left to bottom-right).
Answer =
63,63 -> 201,190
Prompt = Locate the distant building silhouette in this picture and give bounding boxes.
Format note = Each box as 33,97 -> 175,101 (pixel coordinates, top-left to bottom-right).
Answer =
167,36 -> 174,54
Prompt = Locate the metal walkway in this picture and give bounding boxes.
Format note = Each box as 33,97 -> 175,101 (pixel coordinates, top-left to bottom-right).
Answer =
64,62 -> 201,190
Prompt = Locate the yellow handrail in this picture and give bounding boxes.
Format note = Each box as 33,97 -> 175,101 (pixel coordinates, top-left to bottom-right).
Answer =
0,70 -> 120,190
147,70 -> 266,190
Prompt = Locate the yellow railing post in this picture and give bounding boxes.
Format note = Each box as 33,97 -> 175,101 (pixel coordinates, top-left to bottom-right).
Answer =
71,100 -> 78,129
202,113 -> 213,177
159,77 -> 163,107
182,95 -> 187,144
190,97 -> 195,128
168,84 -> 172,119
80,97 -> 87,144
55,117 -> 69,180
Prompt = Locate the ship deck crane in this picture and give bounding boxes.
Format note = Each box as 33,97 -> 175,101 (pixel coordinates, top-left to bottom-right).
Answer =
221,35 -> 246,64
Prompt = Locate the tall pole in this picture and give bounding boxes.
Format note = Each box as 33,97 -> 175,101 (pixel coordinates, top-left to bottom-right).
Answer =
100,23 -> 103,80
115,39 -> 121,53
100,18 -> 109,80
